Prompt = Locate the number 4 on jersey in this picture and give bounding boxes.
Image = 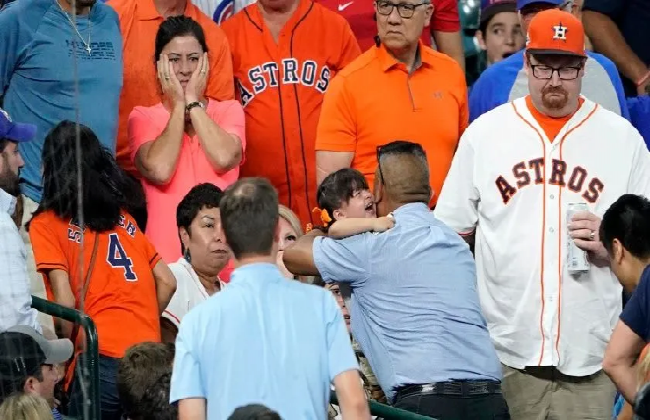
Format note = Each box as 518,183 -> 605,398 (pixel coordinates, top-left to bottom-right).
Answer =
107,233 -> 138,282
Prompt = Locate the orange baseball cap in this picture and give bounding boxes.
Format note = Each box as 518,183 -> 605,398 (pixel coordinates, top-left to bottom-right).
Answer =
526,9 -> 586,57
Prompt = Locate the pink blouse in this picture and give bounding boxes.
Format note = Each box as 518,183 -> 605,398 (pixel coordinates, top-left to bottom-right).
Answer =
128,99 -> 246,263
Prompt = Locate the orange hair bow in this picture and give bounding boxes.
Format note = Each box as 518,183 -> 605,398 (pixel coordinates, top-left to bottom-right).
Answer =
312,207 -> 332,225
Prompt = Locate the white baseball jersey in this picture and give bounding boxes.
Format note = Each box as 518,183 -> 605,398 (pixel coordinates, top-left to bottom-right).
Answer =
163,258 -> 226,327
191,0 -> 254,23
434,95 -> 650,377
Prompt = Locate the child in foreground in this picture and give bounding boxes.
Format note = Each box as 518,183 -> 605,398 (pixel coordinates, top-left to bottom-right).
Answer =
313,168 -> 392,416
314,168 -> 394,237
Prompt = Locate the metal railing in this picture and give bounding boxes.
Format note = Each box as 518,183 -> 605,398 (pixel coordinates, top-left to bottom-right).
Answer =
32,295 -> 435,420
330,391 -> 436,419
31,295 -> 100,420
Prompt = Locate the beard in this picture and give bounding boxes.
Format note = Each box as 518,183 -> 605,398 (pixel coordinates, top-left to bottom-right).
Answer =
0,169 -> 20,196
541,85 -> 569,110
0,155 -> 20,196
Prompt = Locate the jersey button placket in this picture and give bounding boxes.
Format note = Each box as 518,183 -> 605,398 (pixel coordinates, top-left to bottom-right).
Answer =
540,143 -> 561,366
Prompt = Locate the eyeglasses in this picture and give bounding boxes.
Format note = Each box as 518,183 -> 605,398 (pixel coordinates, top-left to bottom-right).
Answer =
375,0 -> 428,18
530,64 -> 582,80
376,141 -> 425,185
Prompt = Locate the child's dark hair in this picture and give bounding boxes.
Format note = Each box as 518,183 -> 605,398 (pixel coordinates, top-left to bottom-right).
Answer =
316,168 -> 369,226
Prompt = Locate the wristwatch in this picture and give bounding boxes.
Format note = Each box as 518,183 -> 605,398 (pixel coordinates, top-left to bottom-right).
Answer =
185,101 -> 205,113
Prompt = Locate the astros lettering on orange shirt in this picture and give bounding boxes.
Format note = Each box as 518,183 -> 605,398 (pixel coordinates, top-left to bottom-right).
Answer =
496,158 -> 604,205
67,214 -> 137,244
237,59 -> 331,107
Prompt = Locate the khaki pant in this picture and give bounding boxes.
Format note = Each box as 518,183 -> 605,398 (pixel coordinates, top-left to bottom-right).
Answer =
502,364 -> 616,420
19,194 -> 53,330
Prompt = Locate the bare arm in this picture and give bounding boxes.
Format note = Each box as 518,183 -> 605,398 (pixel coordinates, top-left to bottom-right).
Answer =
283,230 -> 325,276
333,370 -> 371,420
189,105 -> 242,174
316,151 -> 354,186
582,11 -> 648,93
618,402 -> 634,420
160,317 -> 178,344
328,216 -> 394,239
178,398 -> 207,420
152,260 -> 176,315
46,269 -> 76,339
432,30 -> 465,72
135,103 -> 185,185
603,320 -> 646,403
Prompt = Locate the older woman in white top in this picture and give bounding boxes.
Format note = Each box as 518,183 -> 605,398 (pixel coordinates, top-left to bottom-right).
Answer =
161,183 -> 230,342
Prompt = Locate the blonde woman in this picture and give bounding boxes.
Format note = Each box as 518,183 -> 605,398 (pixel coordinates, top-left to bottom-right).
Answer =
277,205 -> 306,282
0,394 -> 54,420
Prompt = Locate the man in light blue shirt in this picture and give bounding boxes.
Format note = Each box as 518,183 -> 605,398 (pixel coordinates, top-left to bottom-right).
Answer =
284,141 -> 507,420
469,0 -> 629,123
170,177 -> 370,420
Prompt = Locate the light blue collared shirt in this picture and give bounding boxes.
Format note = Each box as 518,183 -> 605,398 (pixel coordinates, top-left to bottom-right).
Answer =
313,202 -> 502,401
170,263 -> 357,420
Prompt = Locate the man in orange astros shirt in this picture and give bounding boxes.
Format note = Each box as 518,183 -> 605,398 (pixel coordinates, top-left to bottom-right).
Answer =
315,0 -> 468,209
108,0 -> 235,176
317,0 -> 465,70
222,0 -> 360,227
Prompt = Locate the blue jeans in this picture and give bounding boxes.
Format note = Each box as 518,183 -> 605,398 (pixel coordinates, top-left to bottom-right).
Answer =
67,355 -> 122,420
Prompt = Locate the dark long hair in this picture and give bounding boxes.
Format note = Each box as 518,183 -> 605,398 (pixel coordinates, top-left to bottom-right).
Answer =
34,120 -> 146,232
154,16 -> 209,63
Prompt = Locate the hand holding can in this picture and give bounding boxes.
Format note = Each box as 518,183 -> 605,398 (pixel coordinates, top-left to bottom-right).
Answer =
567,202 -> 590,273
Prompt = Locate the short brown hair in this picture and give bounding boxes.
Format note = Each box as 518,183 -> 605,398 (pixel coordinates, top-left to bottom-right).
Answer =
117,342 -> 175,420
220,178 -> 279,259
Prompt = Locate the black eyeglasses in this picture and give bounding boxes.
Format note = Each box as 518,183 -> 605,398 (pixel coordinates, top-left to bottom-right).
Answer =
376,141 -> 425,185
375,0 -> 428,18
530,64 -> 582,80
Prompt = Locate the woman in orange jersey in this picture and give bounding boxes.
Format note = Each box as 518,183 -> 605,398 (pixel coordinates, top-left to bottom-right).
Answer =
28,121 -> 177,420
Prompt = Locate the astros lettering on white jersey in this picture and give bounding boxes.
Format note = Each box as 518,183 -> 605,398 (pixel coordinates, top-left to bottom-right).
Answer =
434,95 -> 650,376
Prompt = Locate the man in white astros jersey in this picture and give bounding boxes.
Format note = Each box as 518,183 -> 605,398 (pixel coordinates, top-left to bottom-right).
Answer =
434,8 -> 650,420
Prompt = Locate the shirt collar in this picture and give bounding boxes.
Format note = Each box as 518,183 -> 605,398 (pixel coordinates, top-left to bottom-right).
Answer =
178,257 -> 226,291
376,40 -> 430,73
136,0 -> 194,21
229,262 -> 284,284
0,189 -> 17,216
391,202 -> 430,216
246,0 -> 312,34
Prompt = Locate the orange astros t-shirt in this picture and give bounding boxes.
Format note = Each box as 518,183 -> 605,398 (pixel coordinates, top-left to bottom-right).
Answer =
29,211 -> 162,358
525,95 -> 586,142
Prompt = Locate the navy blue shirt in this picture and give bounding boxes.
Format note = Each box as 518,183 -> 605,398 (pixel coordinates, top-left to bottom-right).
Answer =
620,265 -> 650,340
584,0 -> 650,97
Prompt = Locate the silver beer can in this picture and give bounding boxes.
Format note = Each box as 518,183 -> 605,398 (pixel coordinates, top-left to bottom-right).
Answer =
567,202 -> 590,273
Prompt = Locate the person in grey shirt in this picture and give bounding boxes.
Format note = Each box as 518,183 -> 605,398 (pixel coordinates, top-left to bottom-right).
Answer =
284,141 -> 509,420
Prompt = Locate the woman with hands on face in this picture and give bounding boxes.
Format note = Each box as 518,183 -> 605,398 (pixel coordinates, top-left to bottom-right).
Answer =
128,16 -> 246,265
